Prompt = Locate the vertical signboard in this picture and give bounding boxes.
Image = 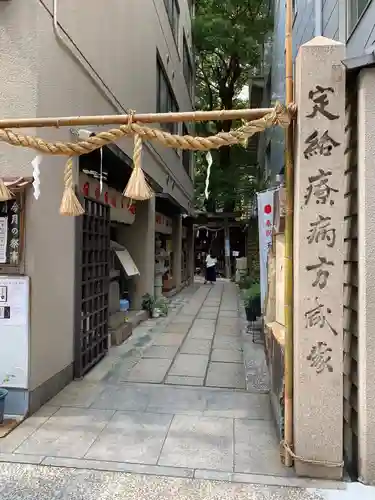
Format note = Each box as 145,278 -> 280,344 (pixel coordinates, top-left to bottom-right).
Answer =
257,189 -> 276,310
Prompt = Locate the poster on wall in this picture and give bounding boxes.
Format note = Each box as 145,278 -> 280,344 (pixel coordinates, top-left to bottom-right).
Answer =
257,189 -> 276,311
0,276 -> 29,389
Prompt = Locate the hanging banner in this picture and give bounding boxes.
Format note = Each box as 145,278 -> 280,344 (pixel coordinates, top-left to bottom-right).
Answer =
257,189 -> 276,311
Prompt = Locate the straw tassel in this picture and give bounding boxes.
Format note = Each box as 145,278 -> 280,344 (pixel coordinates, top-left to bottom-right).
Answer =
123,133 -> 153,201
59,157 -> 85,216
0,178 -> 13,201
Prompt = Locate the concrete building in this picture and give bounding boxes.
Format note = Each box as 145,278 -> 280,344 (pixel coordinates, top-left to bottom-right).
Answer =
0,0 -> 195,418
257,0 -> 375,486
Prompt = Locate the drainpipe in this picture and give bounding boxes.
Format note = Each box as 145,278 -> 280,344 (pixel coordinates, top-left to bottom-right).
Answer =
314,0 -> 323,36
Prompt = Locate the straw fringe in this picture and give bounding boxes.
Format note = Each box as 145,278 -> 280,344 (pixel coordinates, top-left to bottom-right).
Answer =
0,178 -> 13,201
59,158 -> 85,216
123,134 -> 153,201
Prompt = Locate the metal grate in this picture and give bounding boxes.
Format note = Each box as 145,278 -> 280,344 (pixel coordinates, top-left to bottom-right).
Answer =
74,198 -> 110,378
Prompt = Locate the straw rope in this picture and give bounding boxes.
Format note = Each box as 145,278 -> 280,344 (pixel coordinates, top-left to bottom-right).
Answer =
0,103 -> 295,212
59,158 -> 85,215
0,103 -> 294,157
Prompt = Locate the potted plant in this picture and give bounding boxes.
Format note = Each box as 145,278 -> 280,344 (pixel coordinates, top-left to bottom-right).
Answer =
242,282 -> 261,322
154,297 -> 169,318
0,374 -> 15,424
141,293 -> 155,317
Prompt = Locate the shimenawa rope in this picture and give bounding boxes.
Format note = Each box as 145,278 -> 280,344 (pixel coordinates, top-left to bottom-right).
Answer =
0,103 -> 295,213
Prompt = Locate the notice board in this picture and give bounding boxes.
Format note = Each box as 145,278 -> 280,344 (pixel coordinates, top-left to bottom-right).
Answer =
0,276 -> 29,389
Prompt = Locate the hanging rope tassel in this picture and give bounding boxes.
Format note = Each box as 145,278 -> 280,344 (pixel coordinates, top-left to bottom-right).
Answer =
0,178 -> 13,201
123,133 -> 153,200
59,157 -> 85,216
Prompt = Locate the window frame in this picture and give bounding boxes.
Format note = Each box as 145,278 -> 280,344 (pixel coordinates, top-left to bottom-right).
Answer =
183,32 -> 193,97
347,0 -> 371,36
156,55 -> 179,136
163,0 -> 180,48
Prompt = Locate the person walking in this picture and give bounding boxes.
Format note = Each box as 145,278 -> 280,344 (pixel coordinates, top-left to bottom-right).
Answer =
204,250 -> 217,284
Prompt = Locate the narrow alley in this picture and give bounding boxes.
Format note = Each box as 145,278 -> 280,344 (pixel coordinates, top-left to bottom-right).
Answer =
0,282 -> 288,482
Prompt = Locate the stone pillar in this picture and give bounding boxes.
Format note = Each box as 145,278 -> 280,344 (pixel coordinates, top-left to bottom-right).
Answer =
172,215 -> 182,291
293,37 -> 345,479
357,67 -> 375,485
117,198 -> 155,310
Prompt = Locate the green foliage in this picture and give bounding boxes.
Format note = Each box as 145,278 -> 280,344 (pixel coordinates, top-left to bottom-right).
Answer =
193,0 -> 272,213
241,281 -> 261,308
238,274 -> 254,290
141,294 -> 155,316
154,297 -> 169,317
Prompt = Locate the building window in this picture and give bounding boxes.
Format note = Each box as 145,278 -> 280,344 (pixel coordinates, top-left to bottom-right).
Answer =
182,124 -> 191,176
164,0 -> 180,46
348,0 -> 369,34
157,57 -> 179,135
183,34 -> 193,96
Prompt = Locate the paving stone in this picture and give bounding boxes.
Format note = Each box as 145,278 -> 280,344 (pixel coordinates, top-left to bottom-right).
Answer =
211,349 -> 243,363
165,323 -> 190,334
142,345 -> 180,359
152,333 -> 185,346
169,354 -> 209,378
166,376 -> 204,386
16,407 -> 114,458
197,312 -> 218,319
172,315 -> 195,324
234,419 -> 289,476
158,415 -> 234,471
194,319 -> 216,327
48,382 -> 106,408
206,362 -> 246,389
147,386 -> 206,414
216,317 -> 238,327
204,391 -> 272,419
43,456 -> 194,478
90,384 -> 150,411
180,338 -> 212,355
85,411 -> 173,464
188,327 -> 215,340
219,311 -> 238,318
125,358 -> 172,383
0,406 -> 59,454
213,335 -> 242,351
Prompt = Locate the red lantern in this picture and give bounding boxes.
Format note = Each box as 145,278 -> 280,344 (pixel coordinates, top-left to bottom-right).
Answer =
104,192 -> 109,204
82,182 -> 89,197
111,196 -> 117,208
94,185 -> 100,199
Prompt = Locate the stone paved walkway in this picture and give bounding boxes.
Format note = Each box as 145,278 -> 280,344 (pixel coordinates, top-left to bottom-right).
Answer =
0,281 -> 323,488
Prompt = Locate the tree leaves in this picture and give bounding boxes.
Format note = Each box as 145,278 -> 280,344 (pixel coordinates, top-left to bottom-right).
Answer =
193,0 -> 272,212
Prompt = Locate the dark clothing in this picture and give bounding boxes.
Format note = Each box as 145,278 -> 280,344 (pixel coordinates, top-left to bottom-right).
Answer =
205,265 -> 217,283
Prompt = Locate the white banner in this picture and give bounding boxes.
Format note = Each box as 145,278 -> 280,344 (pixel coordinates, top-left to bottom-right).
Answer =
257,189 -> 276,311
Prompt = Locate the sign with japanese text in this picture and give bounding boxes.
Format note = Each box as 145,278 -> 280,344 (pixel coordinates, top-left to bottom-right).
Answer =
155,212 -> 173,235
257,188 -> 276,310
293,38 -> 345,472
0,198 -> 22,266
79,173 -> 135,225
